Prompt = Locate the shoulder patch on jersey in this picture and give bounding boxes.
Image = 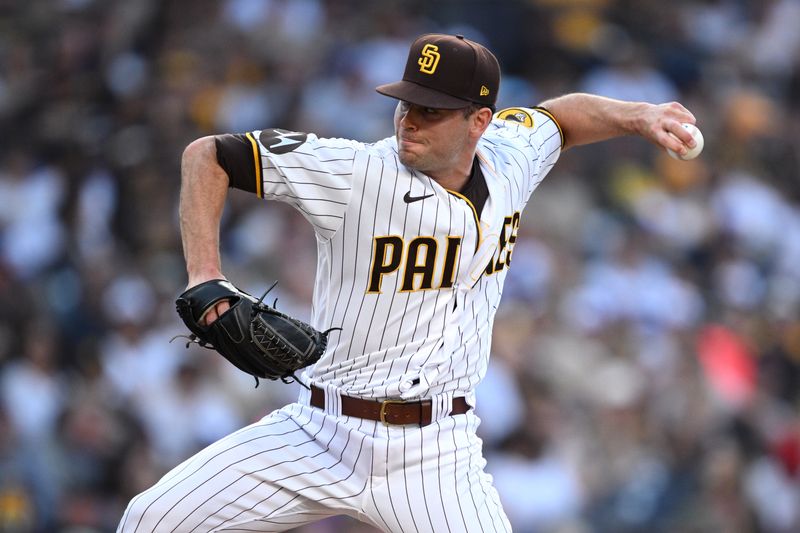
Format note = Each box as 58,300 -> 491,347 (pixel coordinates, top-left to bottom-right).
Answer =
495,107 -> 535,128
259,128 -> 308,154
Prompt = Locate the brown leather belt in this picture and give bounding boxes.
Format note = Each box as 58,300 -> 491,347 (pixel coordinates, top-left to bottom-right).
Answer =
310,385 -> 470,427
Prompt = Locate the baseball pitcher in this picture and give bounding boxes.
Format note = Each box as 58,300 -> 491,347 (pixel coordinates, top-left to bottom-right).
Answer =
119,33 -> 699,532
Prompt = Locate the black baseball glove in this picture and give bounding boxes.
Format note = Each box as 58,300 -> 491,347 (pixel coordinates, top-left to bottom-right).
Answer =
174,279 -> 333,385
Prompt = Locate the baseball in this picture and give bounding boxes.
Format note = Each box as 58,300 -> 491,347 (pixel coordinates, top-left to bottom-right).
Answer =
667,123 -> 704,160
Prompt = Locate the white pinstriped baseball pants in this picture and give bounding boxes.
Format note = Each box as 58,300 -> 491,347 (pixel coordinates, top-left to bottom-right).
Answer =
117,394 -> 511,532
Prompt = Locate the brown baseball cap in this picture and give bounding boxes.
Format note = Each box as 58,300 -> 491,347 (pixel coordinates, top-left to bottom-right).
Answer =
376,33 -> 500,110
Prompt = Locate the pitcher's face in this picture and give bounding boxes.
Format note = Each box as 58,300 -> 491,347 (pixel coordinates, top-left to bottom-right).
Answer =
394,102 -> 473,177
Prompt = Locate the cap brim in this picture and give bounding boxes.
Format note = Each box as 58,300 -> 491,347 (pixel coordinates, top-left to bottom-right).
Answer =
376,80 -> 471,109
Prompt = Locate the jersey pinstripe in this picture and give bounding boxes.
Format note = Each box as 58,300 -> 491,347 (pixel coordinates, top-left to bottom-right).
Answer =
249,108 -> 561,401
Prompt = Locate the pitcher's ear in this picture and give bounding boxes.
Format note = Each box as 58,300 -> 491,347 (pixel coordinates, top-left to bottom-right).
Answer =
472,107 -> 493,135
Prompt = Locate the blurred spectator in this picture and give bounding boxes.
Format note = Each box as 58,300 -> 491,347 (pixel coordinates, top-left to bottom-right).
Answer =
0,406 -> 40,532
1,322 -> 65,444
580,27 -> 679,104
132,359 -> 244,468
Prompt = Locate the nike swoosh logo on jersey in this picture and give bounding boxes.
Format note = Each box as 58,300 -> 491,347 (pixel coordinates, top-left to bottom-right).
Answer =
403,191 -> 434,203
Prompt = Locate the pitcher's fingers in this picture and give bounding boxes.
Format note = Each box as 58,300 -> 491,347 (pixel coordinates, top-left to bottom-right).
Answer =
659,128 -> 688,154
215,300 -> 231,319
200,300 -> 231,326
664,101 -> 695,123
671,123 -> 697,148
200,307 -> 219,326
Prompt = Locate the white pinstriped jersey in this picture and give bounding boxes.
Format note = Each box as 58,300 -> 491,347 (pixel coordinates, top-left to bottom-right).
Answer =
249,107 -> 562,402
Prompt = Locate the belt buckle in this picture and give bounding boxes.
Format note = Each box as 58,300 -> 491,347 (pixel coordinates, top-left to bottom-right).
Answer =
379,399 -> 406,426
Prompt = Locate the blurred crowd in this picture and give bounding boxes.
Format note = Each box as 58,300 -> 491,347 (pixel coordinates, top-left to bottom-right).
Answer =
1,0 -> 799,531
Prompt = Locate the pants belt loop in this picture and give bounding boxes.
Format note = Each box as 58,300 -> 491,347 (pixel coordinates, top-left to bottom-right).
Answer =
323,383 -> 342,417
430,391 -> 455,423
298,382 -> 313,406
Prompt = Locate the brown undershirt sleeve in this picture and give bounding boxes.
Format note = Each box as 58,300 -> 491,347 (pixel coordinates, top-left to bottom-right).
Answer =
215,133 -> 261,195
